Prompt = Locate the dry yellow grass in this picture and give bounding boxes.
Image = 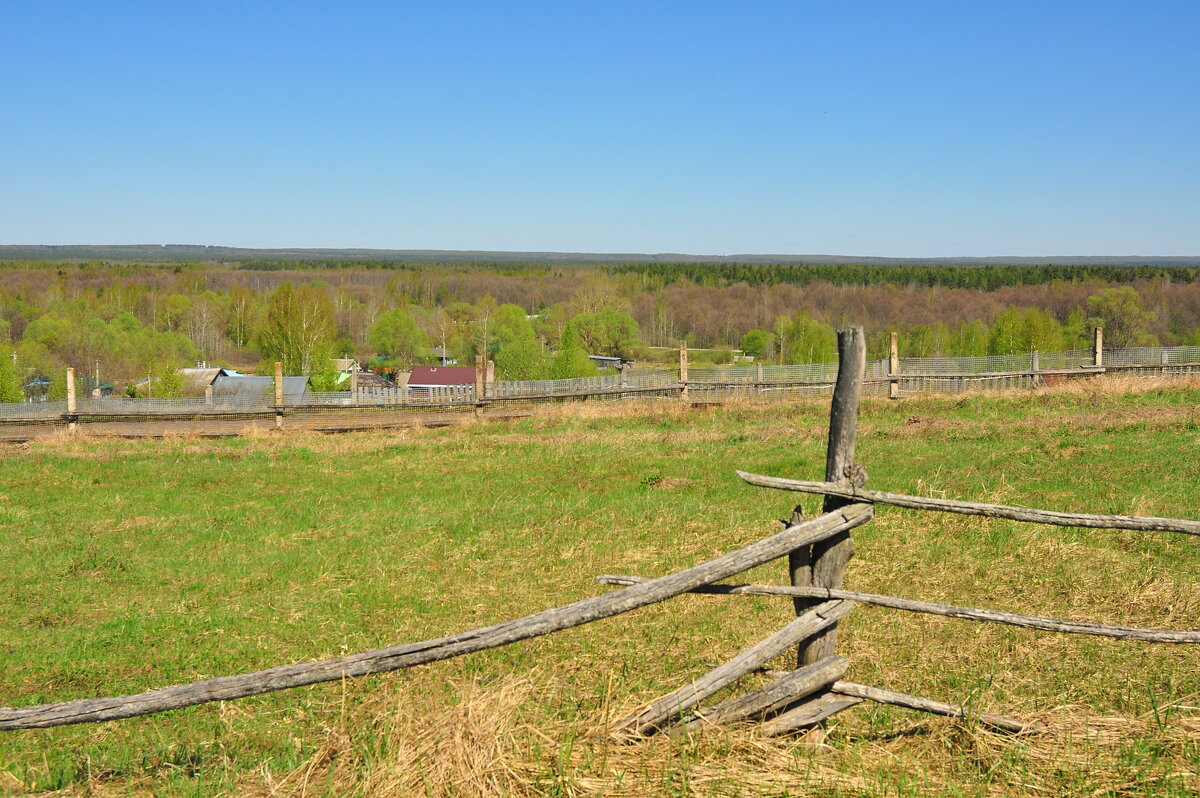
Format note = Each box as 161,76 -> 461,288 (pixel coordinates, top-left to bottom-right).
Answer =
3,375 -> 1199,796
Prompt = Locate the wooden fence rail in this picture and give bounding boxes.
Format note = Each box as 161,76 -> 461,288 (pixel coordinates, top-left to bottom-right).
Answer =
4,325 -> 1198,741
0,504 -> 871,730
6,335 -> 1200,442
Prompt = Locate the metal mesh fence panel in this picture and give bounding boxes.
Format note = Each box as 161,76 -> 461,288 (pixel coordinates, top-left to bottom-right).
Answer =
5,345 -> 1200,425
0,400 -> 70,420
76,395 -> 272,415
1104,345 -> 1200,366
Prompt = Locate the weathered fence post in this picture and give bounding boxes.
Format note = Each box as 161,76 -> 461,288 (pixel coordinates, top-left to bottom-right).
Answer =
888,331 -> 900,400
756,361 -> 764,392
1031,348 -> 1040,387
349,364 -> 358,405
475,355 -> 485,416
679,341 -> 689,401
485,359 -> 495,396
66,367 -> 77,433
619,360 -> 629,390
273,362 -> 284,429
1093,327 -> 1104,368
1161,350 -> 1170,376
204,385 -> 213,406
793,326 -> 865,666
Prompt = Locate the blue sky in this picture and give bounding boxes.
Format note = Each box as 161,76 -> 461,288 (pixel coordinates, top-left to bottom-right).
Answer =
2,1 -> 1197,256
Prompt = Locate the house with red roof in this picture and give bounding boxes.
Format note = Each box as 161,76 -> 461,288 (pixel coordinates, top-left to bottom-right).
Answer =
407,366 -> 476,397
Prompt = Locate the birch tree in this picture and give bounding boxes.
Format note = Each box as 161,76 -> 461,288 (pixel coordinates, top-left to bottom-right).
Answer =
257,283 -> 336,375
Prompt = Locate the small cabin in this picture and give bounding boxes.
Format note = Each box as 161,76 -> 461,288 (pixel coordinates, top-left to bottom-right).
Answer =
407,365 -> 475,397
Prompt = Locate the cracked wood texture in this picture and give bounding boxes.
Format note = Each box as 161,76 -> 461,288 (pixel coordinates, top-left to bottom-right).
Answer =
675,656 -> 850,735
594,575 -> 1200,644
760,692 -> 864,736
614,600 -> 855,736
830,682 -> 1041,733
735,473 -> 1200,537
795,326 -> 866,666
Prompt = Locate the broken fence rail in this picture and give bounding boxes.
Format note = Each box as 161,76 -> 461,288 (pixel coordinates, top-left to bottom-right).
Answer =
0,505 -> 872,730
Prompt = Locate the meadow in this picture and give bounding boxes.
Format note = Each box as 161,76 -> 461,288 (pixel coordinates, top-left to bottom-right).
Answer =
1,378 -> 1198,796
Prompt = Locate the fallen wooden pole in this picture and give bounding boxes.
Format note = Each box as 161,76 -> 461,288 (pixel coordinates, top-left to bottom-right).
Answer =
673,656 -> 849,735
596,575 -> 1200,644
613,600 -> 855,736
736,472 -> 1200,537
830,682 -> 1042,733
759,691 -> 864,736
0,504 -> 872,730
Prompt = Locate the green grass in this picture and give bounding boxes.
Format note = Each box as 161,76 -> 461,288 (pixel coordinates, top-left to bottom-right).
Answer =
1,381 -> 1199,795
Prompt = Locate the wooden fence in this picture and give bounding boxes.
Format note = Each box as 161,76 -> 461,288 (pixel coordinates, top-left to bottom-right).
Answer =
3,326 -> 1197,735
3,331 -> 1200,441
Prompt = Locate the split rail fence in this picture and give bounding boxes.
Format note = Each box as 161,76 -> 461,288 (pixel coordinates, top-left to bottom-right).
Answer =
3,326 -> 1198,736
3,329 -> 1200,440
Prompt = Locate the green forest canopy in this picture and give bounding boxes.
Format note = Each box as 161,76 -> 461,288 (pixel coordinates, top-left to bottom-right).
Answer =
1,259 -> 1198,393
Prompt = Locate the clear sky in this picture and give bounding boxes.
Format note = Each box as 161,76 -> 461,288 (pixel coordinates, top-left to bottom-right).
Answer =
2,1 -> 1197,256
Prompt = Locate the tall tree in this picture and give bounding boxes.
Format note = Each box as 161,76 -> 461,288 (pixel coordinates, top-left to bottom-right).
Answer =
568,308 -> 641,358
779,312 -> 837,363
0,350 -> 22,403
226,286 -> 258,349
368,308 -> 428,368
257,283 -> 336,375
739,329 -> 771,359
988,307 -> 1064,355
495,333 -> 548,380
1086,287 -> 1157,349
549,325 -> 599,379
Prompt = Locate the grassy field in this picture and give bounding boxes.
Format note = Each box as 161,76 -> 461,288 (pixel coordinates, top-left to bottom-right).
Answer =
1,378 -> 1198,796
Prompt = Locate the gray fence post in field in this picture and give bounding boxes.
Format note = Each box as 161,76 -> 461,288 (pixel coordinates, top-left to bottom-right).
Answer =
273,361 -> 284,429
349,365 -> 358,405
679,340 -> 689,400
1094,327 -> 1104,368
888,331 -> 900,400
1031,348 -> 1040,386
793,326 -> 865,666
205,385 -> 213,406
66,367 -> 77,433
475,355 -> 485,416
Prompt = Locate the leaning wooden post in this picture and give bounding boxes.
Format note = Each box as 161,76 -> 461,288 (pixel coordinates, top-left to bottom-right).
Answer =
1093,327 -> 1104,368
679,341 -> 689,400
66,367 -> 77,433
793,326 -> 866,666
273,361 -> 284,429
888,331 -> 900,400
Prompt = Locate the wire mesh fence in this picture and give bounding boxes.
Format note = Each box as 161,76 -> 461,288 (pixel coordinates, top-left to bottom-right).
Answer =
488,369 -> 678,398
3,343 -> 1200,429
1104,345 -> 1200,366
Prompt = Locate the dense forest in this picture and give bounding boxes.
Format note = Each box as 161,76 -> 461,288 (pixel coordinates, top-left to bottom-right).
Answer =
2,259 -> 1198,401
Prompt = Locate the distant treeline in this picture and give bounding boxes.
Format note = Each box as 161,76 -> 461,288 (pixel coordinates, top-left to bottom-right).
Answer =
609,262 -> 1200,291
237,259 -> 557,277
4,259 -> 1200,403
8,257 -> 1200,291
213,259 -> 1200,291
